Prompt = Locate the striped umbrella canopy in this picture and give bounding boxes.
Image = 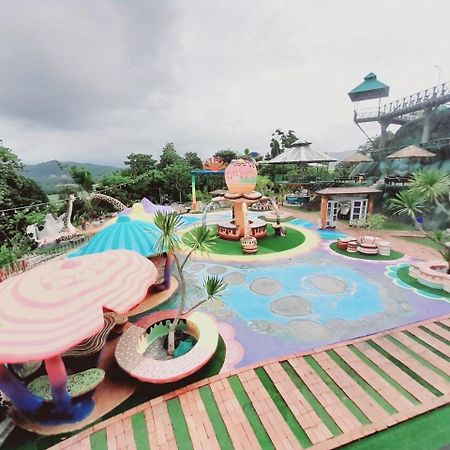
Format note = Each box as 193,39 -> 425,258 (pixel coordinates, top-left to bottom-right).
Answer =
69,215 -> 163,258
0,250 -> 157,363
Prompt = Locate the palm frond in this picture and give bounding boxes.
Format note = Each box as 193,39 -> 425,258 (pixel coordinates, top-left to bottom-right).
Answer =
183,224 -> 217,254
411,170 -> 450,204
203,275 -> 227,300
390,190 -> 426,219
153,211 -> 183,254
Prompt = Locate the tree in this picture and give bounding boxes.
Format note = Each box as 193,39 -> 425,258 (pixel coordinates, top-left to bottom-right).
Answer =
358,131 -> 395,154
159,143 -> 181,169
390,190 -> 427,230
410,169 -> 450,208
256,175 -> 274,196
184,152 -> 203,170
214,149 -> 238,164
163,160 -> 191,203
124,153 -> 157,176
0,145 -> 48,247
270,138 -> 282,158
153,212 -> 226,355
69,166 -> 94,192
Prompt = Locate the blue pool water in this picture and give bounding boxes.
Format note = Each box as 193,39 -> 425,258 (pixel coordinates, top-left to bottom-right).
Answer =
191,263 -> 384,324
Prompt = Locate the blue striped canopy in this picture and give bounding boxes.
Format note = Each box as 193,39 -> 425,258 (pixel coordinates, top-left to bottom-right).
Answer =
69,216 -> 162,258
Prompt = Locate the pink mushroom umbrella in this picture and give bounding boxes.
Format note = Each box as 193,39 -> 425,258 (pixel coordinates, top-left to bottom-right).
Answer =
0,249 -> 157,420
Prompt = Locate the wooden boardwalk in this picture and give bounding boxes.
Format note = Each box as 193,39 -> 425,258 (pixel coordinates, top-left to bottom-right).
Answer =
51,315 -> 450,450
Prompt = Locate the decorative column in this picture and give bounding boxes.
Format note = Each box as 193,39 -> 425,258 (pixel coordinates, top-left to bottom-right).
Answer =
0,364 -> 43,414
320,195 -> 328,229
367,194 -> 375,215
191,172 -> 197,211
44,355 -> 72,416
421,107 -> 433,144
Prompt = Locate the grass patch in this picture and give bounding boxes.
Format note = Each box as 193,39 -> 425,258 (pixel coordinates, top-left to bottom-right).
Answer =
396,266 -> 450,299
344,404 -> 450,450
330,242 -> 404,261
399,236 -> 440,250
188,224 -> 305,256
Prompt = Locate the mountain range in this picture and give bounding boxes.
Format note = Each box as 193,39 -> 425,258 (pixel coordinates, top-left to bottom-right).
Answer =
21,160 -> 119,192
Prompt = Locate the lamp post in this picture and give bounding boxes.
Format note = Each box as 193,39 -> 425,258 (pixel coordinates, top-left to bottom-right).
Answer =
434,64 -> 442,84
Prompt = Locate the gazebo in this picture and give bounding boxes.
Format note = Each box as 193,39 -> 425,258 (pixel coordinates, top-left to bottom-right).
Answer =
387,145 -> 435,160
341,152 -> 373,164
264,139 -> 337,166
316,186 -> 382,228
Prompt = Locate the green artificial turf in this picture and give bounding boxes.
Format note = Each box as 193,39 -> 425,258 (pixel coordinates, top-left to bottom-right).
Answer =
330,242 -> 404,261
396,266 -> 450,299
131,412 -> 151,450
167,398 -> 194,450
90,429 -> 107,450
343,404 -> 450,450
199,386 -> 234,450
255,367 -> 312,448
228,376 -> 275,449
189,224 -> 305,256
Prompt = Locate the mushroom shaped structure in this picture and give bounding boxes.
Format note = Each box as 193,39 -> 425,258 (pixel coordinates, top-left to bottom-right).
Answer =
0,250 -> 156,422
220,159 -> 265,240
69,215 -> 173,291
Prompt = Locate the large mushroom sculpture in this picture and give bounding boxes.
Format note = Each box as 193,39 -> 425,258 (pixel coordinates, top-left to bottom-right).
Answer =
0,250 -> 157,422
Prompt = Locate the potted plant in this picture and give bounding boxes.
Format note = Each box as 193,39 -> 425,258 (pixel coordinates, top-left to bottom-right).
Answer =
153,211 -> 226,356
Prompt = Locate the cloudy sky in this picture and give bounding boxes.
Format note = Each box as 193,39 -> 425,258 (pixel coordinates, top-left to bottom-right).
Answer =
0,1 -> 449,166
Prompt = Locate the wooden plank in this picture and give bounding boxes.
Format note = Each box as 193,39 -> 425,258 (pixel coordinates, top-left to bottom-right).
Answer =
265,362 -> 332,444
312,352 -> 388,423
238,370 -> 302,449
353,342 -> 434,403
288,357 -> 361,433
334,346 -> 412,410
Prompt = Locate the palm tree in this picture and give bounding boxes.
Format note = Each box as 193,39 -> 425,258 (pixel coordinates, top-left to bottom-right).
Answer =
390,190 -> 427,230
426,230 -> 450,274
411,170 -> 450,208
153,211 -> 225,355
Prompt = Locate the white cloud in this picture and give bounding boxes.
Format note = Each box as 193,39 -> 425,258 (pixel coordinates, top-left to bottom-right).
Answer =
0,0 -> 449,165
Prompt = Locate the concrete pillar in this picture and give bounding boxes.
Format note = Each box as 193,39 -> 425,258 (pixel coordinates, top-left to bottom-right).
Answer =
368,194 -> 374,215
320,195 -> 328,229
421,107 -> 433,144
379,121 -> 390,150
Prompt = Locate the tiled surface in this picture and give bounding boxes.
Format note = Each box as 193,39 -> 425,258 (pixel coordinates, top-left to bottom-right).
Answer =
50,315 -> 450,450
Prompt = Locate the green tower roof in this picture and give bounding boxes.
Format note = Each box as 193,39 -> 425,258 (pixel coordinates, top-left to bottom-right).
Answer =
348,73 -> 389,101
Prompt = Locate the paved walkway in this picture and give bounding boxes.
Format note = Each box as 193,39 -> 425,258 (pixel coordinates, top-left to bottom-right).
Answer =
51,315 -> 450,450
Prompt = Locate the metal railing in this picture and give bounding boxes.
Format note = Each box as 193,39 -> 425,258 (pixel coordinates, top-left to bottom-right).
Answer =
354,81 -> 450,123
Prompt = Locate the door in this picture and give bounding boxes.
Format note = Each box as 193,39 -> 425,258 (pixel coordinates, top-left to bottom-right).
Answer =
350,199 -> 368,222
326,201 -> 339,227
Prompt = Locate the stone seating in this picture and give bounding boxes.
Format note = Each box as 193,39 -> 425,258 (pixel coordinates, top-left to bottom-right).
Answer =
357,235 -> 380,255
240,236 -> 258,254
378,241 -> 391,256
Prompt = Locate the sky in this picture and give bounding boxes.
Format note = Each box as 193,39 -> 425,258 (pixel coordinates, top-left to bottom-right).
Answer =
0,0 -> 449,166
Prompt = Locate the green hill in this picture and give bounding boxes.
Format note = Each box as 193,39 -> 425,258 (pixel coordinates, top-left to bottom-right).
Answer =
21,160 -> 119,192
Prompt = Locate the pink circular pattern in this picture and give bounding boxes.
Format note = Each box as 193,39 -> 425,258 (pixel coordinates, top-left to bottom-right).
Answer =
0,250 -> 157,363
225,159 -> 258,194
